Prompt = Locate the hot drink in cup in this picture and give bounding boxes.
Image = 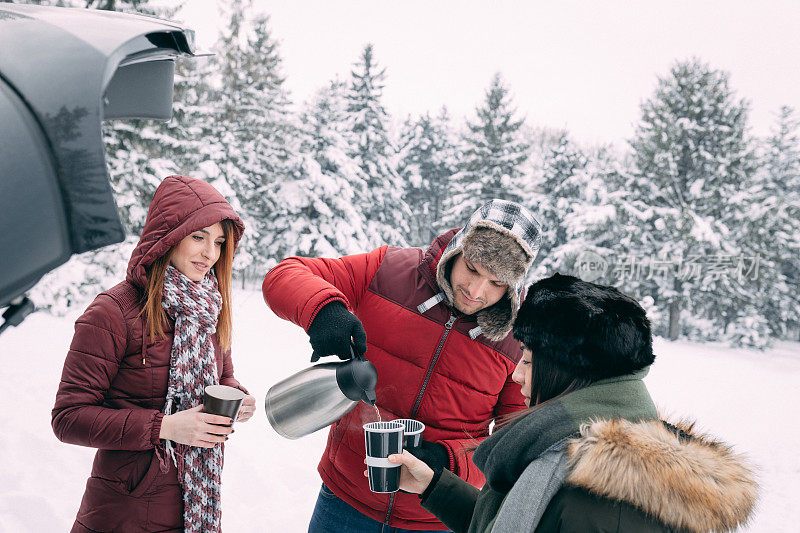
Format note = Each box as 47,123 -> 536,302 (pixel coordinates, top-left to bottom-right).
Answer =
363,421 -> 404,493
203,384 -> 245,427
394,419 -> 425,450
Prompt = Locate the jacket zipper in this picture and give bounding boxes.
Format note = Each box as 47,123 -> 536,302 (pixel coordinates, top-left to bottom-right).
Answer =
383,311 -> 458,526
141,316 -> 148,367
410,312 -> 456,418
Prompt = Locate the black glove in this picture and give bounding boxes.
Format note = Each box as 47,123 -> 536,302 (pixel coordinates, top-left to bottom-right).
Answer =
407,440 -> 451,474
307,301 -> 368,362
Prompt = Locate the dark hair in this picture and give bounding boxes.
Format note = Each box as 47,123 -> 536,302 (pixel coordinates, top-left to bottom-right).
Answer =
526,350 -> 593,406
490,349 -> 594,431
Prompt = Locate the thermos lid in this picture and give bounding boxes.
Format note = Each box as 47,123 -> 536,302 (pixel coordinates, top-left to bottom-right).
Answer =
336,344 -> 378,405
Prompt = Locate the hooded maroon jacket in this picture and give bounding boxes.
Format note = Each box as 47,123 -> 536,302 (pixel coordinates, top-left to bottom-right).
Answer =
263,231 -> 526,530
52,175 -> 246,533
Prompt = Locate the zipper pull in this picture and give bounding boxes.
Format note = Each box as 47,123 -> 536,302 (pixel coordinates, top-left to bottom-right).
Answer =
445,313 -> 457,330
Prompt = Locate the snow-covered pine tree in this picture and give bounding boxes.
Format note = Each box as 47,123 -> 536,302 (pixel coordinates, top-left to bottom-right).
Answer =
345,44 -> 409,248
398,108 -> 459,246
767,107 -> 800,340
161,55 -> 258,281
741,106 -> 800,341
158,57 -> 216,175
628,58 -> 759,343
8,1 -> 81,7
530,132 -> 586,277
101,123 -> 174,234
519,124 -> 565,196
261,79 -> 370,259
212,8 -> 302,276
443,73 -> 530,227
529,134 -> 620,282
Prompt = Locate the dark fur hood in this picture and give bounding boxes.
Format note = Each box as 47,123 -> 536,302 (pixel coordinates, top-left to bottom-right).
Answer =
513,273 -> 655,380
565,418 -> 758,532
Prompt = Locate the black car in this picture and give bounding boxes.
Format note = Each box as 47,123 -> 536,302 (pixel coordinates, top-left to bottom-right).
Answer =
0,4 -> 197,333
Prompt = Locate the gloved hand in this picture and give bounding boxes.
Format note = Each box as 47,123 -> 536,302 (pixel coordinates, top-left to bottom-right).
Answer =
407,440 -> 451,475
307,301 -> 368,362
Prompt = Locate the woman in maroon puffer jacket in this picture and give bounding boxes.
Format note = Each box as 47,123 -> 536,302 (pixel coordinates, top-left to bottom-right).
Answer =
52,175 -> 255,533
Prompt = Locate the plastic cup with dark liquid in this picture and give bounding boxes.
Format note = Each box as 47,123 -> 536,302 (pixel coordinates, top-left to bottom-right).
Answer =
363,421 -> 405,493
394,419 -> 425,450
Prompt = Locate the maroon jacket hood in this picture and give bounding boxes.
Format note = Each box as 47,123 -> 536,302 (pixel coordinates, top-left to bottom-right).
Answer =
126,175 -> 245,288
421,228 -> 459,286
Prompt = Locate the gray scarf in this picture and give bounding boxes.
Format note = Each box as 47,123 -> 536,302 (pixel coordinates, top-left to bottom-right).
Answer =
474,370 -> 658,532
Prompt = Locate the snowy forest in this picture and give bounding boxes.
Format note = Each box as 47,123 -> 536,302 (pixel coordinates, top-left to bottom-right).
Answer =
14,0 -> 800,349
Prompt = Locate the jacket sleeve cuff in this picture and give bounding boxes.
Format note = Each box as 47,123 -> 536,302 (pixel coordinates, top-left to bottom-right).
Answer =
420,466 -> 444,501
150,411 -> 165,446
441,440 -> 458,475
420,468 -> 479,532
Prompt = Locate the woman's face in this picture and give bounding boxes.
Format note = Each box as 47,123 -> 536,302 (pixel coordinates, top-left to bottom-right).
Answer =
512,347 -> 533,407
170,222 -> 225,282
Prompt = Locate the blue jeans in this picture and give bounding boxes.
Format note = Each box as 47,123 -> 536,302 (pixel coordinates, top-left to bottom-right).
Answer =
308,483 -> 452,533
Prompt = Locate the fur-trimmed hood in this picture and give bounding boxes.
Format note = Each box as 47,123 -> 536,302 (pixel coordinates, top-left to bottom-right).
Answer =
566,418 -> 758,533
435,200 -> 542,340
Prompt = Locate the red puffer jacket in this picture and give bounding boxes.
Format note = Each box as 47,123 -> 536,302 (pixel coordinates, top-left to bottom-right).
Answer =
52,175 -> 246,533
263,230 -> 526,530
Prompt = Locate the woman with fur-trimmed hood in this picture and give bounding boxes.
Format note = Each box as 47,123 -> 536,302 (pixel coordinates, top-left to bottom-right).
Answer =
383,273 -> 758,532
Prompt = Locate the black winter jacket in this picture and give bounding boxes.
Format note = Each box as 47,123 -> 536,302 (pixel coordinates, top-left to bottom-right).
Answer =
423,418 -> 757,532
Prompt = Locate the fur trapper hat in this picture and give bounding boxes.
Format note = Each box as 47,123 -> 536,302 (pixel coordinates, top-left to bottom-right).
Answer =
437,200 -> 543,341
513,273 -> 654,379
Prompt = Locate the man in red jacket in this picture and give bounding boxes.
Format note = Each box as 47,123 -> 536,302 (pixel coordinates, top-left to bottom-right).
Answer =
263,199 -> 542,532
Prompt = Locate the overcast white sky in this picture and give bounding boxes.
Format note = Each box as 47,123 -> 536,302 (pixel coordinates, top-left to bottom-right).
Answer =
178,0 -> 800,146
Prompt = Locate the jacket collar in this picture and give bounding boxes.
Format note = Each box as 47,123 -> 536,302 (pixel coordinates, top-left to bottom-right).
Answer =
418,229 -> 456,291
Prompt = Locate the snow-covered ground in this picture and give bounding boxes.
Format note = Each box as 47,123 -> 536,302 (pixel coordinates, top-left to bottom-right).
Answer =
0,288 -> 797,531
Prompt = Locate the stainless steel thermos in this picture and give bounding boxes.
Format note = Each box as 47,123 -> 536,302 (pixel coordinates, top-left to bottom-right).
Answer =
265,345 -> 378,439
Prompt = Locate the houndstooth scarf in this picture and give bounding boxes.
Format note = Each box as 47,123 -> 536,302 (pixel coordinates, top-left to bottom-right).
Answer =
162,265 -> 223,533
